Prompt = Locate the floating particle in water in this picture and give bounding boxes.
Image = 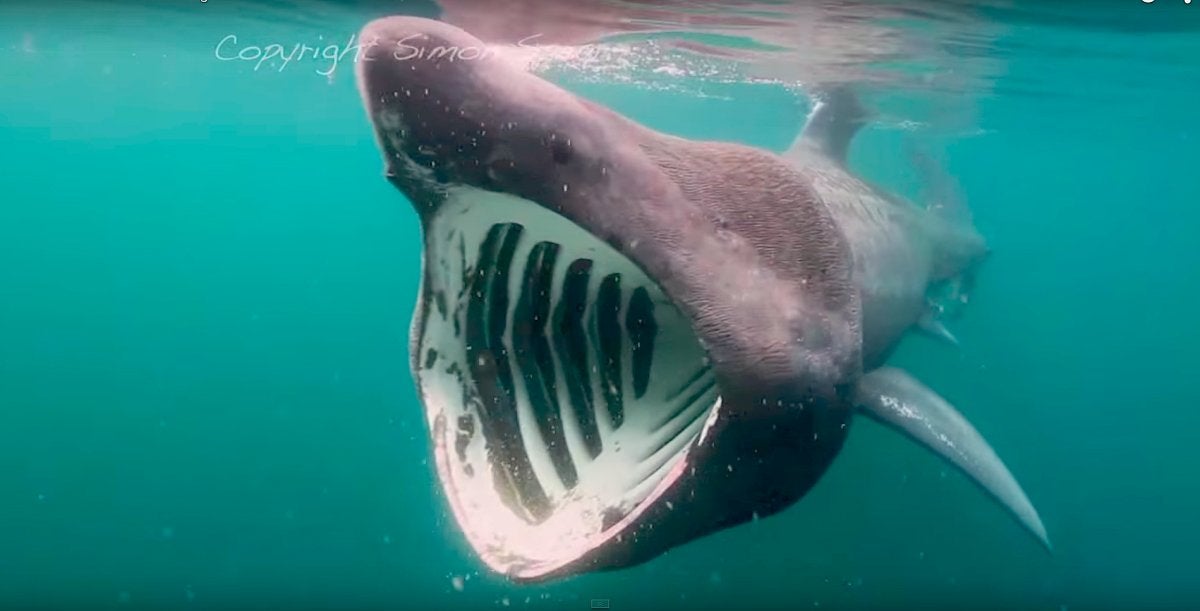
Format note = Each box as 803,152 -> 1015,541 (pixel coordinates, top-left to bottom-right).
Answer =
118,591 -> 131,604
36,493 -> 46,503
500,597 -> 511,606
185,586 -> 195,604
451,575 -> 465,592
382,534 -> 391,545
709,571 -> 722,585
161,526 -> 174,540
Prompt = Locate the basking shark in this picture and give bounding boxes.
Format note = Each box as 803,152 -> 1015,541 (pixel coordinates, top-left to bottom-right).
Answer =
354,16 -> 1049,582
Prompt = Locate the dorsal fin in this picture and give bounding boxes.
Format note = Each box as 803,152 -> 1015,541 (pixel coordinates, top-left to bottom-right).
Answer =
787,85 -> 869,164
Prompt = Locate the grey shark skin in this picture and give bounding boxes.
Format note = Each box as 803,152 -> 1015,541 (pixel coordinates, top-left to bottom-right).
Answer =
355,16 -> 1048,583
784,86 -> 989,368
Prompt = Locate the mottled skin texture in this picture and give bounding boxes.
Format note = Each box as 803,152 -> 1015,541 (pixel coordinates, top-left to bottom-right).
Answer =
355,16 -> 980,580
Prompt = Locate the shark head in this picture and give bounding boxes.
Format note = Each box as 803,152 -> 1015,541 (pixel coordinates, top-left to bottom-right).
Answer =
356,16 -> 866,582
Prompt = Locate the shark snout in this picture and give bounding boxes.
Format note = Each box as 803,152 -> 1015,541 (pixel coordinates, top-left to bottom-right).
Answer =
356,18 -> 483,109
355,18 -> 512,195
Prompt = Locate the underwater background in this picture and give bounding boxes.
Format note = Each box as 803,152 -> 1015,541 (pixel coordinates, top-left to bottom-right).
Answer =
2,0 -> 1198,609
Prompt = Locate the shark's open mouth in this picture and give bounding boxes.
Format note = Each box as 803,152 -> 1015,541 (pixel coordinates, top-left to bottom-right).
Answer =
414,187 -> 722,575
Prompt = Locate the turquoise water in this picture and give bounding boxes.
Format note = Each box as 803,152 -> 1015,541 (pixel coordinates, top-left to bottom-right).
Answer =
2,1 -> 1199,609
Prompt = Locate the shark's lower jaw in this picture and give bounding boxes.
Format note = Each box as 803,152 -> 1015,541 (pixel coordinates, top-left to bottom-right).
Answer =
414,187 -> 722,579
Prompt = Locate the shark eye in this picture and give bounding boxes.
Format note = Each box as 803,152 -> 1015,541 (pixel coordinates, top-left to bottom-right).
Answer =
486,156 -> 516,183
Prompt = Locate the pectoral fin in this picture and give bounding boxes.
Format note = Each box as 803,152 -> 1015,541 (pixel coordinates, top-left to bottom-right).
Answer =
853,367 -> 1050,551
917,312 -> 960,347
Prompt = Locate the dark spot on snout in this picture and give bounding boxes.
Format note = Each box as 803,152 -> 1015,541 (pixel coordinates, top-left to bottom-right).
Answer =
550,138 -> 572,165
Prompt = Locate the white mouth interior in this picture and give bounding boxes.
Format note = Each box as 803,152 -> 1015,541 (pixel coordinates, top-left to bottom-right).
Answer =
414,187 -> 721,574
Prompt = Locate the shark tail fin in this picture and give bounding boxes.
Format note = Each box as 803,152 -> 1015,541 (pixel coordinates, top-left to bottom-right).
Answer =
853,367 -> 1051,552
907,139 -> 974,227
